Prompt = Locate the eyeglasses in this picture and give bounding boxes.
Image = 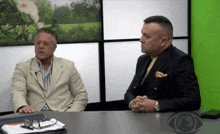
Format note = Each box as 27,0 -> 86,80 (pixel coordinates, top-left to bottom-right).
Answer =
21,118 -> 57,130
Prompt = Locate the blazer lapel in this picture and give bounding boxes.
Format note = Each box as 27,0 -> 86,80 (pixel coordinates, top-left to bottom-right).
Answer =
46,57 -> 63,97
138,55 -> 152,85
145,45 -> 173,83
141,56 -> 152,76
30,58 -> 44,89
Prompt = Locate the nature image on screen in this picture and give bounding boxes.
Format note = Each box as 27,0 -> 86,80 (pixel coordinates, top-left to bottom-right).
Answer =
0,0 -> 102,46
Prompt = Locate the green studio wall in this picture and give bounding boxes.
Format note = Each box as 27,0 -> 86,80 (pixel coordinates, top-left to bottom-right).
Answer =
191,0 -> 220,110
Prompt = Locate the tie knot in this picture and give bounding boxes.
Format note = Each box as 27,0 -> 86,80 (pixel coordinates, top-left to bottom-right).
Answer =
152,57 -> 158,63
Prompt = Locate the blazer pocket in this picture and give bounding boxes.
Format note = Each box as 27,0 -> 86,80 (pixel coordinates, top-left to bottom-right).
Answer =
155,74 -> 171,88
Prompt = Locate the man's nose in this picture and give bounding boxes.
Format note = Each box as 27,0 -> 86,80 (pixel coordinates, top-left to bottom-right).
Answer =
38,43 -> 44,48
139,35 -> 144,43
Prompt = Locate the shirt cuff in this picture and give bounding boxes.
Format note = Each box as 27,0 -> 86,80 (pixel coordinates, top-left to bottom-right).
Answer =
155,100 -> 160,111
129,100 -> 134,109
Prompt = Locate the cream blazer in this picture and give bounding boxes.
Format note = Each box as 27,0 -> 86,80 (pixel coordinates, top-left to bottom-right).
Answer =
11,57 -> 88,112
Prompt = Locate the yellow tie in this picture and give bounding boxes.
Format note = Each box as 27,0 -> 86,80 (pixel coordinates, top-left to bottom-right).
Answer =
146,57 -> 158,74
140,57 -> 158,85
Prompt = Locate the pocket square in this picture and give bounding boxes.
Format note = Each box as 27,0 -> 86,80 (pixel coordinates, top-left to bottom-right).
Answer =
155,71 -> 167,78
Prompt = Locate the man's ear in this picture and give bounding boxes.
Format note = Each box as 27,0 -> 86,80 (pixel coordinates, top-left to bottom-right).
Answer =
161,37 -> 169,47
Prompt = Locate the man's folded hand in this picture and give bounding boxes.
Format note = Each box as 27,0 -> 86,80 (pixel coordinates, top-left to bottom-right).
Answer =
131,96 -> 156,113
18,106 -> 34,113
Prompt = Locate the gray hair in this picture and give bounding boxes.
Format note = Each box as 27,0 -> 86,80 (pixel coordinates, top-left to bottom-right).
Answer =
35,28 -> 57,45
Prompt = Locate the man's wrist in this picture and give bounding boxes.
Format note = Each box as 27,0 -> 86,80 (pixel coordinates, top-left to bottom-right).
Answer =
17,105 -> 27,112
155,101 -> 160,111
129,100 -> 134,109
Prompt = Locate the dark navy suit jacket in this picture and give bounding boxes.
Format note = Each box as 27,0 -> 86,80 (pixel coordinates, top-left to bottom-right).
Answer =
124,45 -> 201,112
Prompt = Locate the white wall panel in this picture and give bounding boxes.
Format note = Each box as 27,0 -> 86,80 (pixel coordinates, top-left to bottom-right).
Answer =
103,0 -> 188,40
0,46 -> 35,112
54,43 -> 100,103
172,39 -> 188,54
105,41 -> 142,101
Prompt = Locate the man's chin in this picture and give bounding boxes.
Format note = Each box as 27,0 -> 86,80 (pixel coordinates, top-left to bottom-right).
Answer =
36,56 -> 46,61
141,49 -> 148,54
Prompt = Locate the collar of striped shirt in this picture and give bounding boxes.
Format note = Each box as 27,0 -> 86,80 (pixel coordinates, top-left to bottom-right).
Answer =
36,56 -> 54,91
35,56 -> 54,69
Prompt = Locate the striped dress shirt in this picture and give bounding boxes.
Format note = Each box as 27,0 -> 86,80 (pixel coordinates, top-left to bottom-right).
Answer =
37,57 -> 53,111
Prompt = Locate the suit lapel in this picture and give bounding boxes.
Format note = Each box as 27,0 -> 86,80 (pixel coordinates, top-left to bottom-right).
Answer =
138,55 -> 152,85
145,45 -> 173,83
141,56 -> 152,76
30,58 -> 44,89
46,57 -> 63,97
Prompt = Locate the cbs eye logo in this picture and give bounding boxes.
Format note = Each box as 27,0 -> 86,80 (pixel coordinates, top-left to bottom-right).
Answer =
167,112 -> 203,134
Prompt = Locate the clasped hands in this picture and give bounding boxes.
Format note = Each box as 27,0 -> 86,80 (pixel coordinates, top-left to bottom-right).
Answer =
130,96 -> 156,113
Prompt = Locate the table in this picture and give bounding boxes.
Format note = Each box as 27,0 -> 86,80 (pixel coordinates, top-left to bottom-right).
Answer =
1,111 -> 220,134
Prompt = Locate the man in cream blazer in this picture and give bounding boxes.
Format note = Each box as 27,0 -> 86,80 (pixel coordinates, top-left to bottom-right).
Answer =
11,28 -> 88,113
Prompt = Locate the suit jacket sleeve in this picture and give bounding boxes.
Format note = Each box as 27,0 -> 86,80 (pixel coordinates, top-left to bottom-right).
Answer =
124,56 -> 146,106
158,55 -> 201,112
66,63 -> 88,112
11,63 -> 29,112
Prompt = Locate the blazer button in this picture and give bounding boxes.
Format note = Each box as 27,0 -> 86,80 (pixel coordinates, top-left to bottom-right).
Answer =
154,87 -> 157,90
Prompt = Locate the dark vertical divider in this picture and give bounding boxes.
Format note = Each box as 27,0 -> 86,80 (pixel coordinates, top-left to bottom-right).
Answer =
99,0 -> 106,109
98,42 -> 106,106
